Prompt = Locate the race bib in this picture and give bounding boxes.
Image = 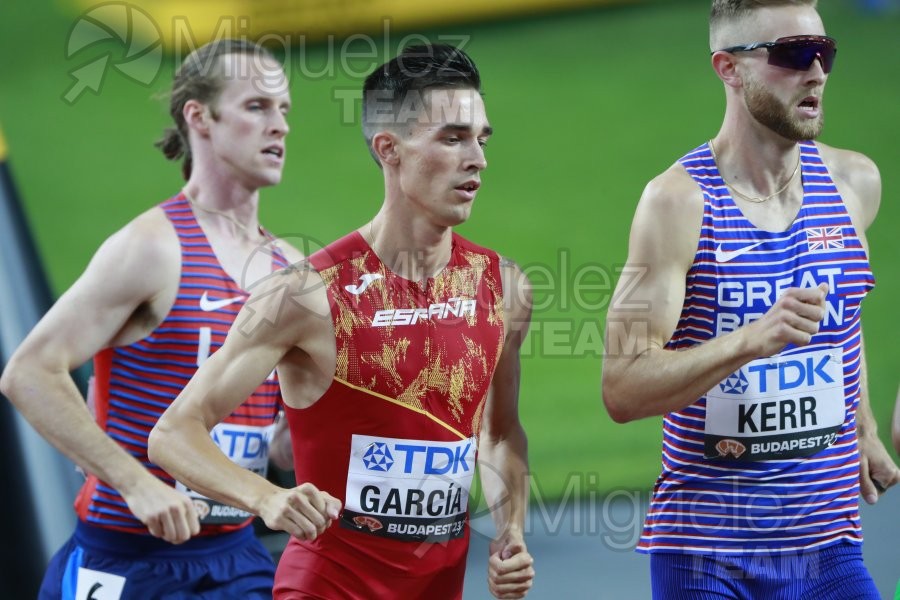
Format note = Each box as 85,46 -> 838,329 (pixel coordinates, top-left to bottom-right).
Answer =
175,422 -> 275,524
342,434 -> 476,543
704,349 -> 845,461
75,568 -> 125,600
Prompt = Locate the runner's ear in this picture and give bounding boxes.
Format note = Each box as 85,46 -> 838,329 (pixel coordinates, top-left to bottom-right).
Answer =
184,99 -> 210,136
371,131 -> 399,167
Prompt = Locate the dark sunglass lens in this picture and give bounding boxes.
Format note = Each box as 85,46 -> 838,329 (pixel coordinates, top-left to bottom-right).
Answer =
819,45 -> 836,73
769,41 -> 836,73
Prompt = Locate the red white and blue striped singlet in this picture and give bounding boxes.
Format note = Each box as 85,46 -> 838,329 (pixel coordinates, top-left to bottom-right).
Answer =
638,142 -> 875,554
75,193 -> 290,536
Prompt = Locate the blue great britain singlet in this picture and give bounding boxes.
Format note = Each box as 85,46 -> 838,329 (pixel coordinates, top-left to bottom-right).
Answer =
74,193 -> 290,536
637,141 -> 875,554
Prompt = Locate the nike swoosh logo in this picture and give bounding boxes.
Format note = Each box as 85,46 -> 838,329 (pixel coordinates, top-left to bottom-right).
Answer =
345,273 -> 383,295
715,241 -> 764,263
199,291 -> 245,312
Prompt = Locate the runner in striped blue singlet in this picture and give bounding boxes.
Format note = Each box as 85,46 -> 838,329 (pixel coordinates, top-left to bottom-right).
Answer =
1,39 -> 303,598
602,1 -> 899,598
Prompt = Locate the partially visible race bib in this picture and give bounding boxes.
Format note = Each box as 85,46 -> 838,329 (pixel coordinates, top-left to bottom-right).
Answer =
75,568 -> 125,600
704,349 -> 845,461
175,422 -> 275,524
342,434 -> 476,543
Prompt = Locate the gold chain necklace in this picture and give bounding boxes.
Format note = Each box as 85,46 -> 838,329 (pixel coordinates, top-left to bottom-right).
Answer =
183,189 -> 261,237
709,139 -> 800,204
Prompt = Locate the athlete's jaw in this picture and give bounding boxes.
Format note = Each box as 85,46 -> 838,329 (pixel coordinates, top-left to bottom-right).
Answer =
744,76 -> 824,141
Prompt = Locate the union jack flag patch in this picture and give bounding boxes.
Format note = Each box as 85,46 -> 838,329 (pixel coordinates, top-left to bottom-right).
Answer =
806,227 -> 844,252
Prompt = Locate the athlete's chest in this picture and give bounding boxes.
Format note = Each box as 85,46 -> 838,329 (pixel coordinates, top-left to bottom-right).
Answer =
327,262 -> 504,408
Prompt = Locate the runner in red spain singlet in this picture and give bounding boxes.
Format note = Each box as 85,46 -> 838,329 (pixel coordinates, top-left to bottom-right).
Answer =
274,231 -> 504,598
150,44 -> 536,600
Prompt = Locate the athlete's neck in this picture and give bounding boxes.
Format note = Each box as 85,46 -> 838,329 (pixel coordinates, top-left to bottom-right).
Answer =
364,211 -> 453,284
183,176 -> 262,238
711,126 -> 802,199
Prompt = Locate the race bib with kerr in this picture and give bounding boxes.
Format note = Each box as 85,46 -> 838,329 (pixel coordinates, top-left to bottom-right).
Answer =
342,434 -> 476,543
704,349 -> 845,461
175,422 -> 275,524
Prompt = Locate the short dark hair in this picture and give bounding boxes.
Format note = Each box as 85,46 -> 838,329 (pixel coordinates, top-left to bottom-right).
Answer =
362,43 -> 482,164
155,39 -> 278,180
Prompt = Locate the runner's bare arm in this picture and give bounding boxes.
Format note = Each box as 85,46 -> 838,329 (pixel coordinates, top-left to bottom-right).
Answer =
892,385 -> 900,457
149,264 -> 340,540
602,167 -> 828,423
0,209 -> 201,543
855,344 -> 900,503
256,240 -> 307,472
481,259 -> 534,599
825,146 -> 900,501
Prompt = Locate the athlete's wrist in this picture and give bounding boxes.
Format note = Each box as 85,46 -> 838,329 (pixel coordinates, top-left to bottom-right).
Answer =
857,423 -> 880,442
113,457 -> 161,497
856,405 -> 879,440
494,523 -> 525,542
728,324 -> 765,362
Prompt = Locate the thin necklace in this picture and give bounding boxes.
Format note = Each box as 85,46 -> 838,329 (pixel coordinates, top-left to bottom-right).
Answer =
709,139 -> 800,204
367,218 -> 379,255
183,189 -> 262,237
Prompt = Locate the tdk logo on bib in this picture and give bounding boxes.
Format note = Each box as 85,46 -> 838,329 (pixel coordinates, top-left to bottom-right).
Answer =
720,370 -> 750,394
363,442 -> 394,471
360,437 -> 473,475
746,355 -> 834,392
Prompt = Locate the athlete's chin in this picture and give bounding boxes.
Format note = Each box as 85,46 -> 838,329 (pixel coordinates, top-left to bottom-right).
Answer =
441,206 -> 473,228
771,119 -> 824,143
804,120 -> 824,141
788,113 -> 825,141
254,171 -> 284,189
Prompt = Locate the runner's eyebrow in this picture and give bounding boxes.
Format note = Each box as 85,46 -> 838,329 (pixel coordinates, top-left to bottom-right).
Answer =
439,124 -> 493,136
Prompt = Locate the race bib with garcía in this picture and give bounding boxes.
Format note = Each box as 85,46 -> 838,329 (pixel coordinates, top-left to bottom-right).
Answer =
342,434 -> 476,543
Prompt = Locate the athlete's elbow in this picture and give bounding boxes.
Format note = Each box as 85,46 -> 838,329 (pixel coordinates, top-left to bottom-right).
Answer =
0,367 -> 14,401
0,356 -> 27,406
601,370 -> 638,424
603,393 -> 636,424
147,418 -> 175,468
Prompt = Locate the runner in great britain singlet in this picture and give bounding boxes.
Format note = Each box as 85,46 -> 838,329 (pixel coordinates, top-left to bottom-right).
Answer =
642,141 -> 879,598
640,142 -> 875,555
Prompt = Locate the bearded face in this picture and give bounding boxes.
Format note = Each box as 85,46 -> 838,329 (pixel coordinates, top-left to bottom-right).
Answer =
742,72 -> 824,141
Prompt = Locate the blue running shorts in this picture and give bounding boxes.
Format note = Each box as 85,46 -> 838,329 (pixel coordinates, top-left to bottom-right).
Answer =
650,542 -> 879,599
40,521 -> 275,599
